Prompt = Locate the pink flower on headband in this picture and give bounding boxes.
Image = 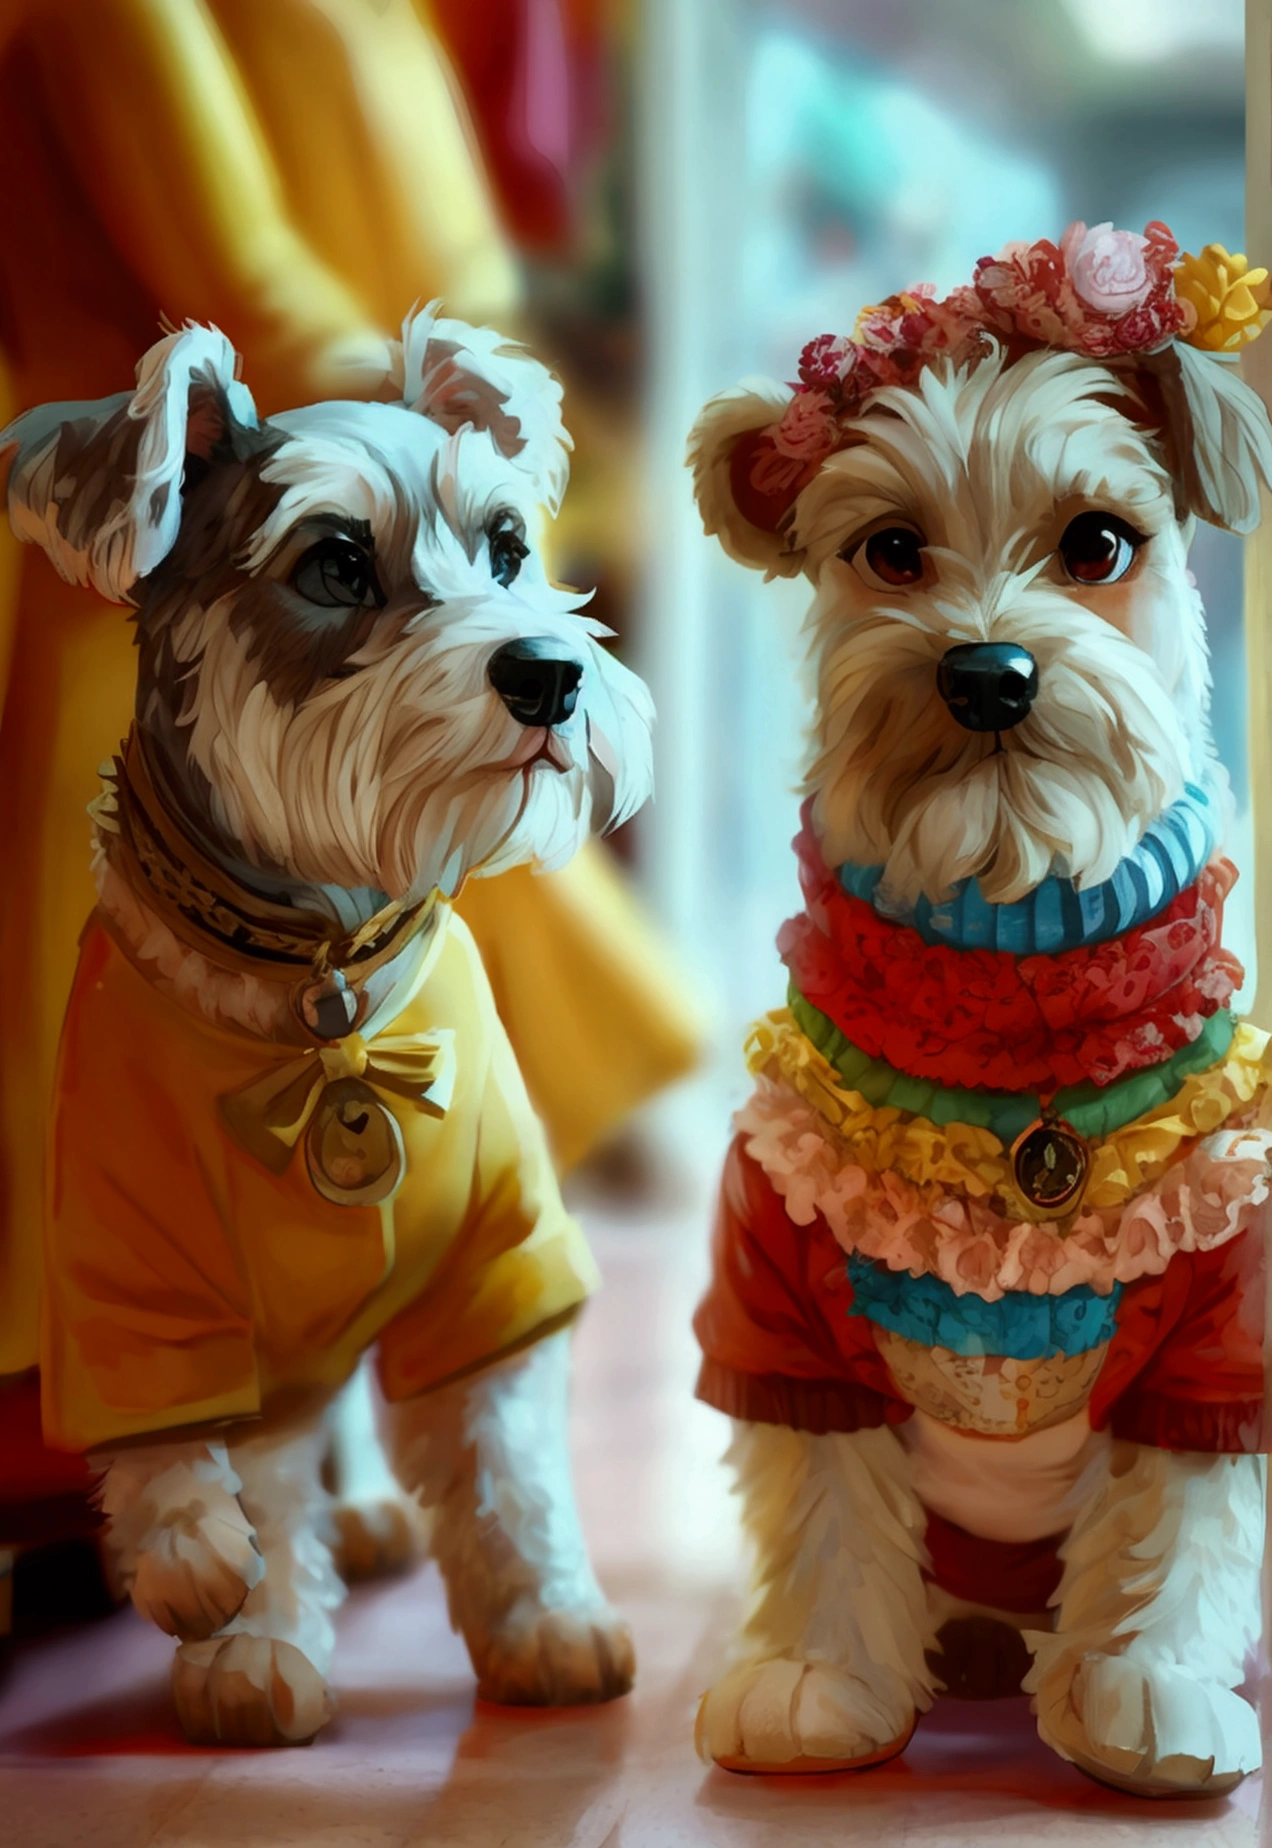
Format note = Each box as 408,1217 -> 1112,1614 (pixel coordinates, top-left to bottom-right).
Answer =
972,219 -> 1185,358
1062,221 -> 1153,316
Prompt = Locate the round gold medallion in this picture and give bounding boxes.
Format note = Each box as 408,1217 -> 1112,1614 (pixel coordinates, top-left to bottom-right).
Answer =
304,1077 -> 405,1207
1010,1117 -> 1089,1219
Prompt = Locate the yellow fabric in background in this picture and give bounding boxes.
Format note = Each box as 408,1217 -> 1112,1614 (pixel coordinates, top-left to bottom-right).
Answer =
0,0 -> 698,1379
459,849 -> 705,1175
44,913 -> 596,1453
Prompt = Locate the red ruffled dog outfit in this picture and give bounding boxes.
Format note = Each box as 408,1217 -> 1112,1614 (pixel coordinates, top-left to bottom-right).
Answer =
695,798 -> 1269,1610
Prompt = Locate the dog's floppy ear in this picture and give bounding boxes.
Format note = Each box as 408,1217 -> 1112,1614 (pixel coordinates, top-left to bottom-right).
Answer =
0,323 -> 258,604
388,303 -> 572,517
687,381 -> 808,578
1131,344 -> 1272,534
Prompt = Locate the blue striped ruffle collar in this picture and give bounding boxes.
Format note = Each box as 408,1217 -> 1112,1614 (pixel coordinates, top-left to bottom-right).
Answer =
837,779 -> 1220,956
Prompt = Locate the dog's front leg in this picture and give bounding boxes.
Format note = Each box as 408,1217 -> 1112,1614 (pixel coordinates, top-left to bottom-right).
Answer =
170,1420 -> 343,1746
1026,1443 -> 1264,1797
99,1438 -> 265,1642
102,1424 -> 343,1746
382,1325 -> 634,1705
696,1420 -> 937,1772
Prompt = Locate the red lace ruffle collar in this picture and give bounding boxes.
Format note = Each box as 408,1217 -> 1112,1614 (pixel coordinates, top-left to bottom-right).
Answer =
779,815 -> 1242,1095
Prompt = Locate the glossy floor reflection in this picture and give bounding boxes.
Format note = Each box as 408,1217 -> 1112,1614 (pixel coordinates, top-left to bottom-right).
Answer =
0,1124 -> 1263,1847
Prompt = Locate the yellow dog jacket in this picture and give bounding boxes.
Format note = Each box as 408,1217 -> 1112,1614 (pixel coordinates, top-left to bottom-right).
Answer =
41,909 -> 597,1452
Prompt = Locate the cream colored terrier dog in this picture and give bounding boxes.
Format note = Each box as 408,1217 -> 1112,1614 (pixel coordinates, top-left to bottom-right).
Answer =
1,310 -> 652,1745
689,225 -> 1272,1797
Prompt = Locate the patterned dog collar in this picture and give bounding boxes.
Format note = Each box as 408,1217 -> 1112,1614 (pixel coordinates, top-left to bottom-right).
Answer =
94,727 -> 440,1039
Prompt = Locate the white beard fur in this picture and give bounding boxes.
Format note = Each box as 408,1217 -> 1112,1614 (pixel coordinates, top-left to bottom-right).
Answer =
804,543 -> 1214,907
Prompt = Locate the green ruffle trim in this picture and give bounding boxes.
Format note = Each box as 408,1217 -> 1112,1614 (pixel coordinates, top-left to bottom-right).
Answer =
787,984 -> 1237,1145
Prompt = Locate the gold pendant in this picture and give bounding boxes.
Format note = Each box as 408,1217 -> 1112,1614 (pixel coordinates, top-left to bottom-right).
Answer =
305,1077 -> 405,1207
1010,1116 -> 1089,1220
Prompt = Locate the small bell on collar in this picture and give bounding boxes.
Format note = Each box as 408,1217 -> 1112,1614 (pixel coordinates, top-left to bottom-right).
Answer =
294,966 -> 362,1042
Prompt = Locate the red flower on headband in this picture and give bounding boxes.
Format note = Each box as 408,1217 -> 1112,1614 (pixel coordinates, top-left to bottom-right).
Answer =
798,334 -> 858,390
771,389 -> 842,460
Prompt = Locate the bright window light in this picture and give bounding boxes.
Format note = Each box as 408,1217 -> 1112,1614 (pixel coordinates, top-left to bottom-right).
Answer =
1063,0 -> 1242,64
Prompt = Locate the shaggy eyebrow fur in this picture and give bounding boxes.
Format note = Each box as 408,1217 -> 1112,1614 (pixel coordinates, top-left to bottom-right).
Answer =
136,442 -> 395,720
793,349 -> 1175,572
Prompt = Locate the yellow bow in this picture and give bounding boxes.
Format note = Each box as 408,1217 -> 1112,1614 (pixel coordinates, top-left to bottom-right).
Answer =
218,1028 -> 456,1177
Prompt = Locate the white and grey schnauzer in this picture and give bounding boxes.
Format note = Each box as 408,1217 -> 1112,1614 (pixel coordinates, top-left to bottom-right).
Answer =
1,309 -> 652,1745
688,227 -> 1272,1797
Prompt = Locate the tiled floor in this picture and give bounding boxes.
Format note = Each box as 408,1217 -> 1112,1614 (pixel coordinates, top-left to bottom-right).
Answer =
0,1123 -> 1263,1847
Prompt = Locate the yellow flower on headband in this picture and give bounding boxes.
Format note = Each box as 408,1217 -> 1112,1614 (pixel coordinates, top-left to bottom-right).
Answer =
1174,244 -> 1272,352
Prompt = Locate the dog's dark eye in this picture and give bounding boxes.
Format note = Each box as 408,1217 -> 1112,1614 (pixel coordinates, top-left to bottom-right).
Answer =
847,525 -> 927,590
489,524 -> 529,589
291,537 -> 383,609
1058,513 -> 1145,586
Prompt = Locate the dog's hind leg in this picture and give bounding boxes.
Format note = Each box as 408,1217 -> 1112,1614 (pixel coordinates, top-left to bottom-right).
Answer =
695,1420 -> 938,1772
169,1419 -> 344,1747
325,1357 -> 426,1582
1026,1442 -> 1264,1797
382,1324 -> 634,1705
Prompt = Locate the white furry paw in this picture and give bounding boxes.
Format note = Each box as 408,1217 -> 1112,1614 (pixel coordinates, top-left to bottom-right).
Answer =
130,1505 -> 263,1641
696,1659 -> 915,1773
172,1636 -> 334,1747
474,1601 -> 635,1706
1035,1655 -> 1261,1797
331,1497 -> 423,1583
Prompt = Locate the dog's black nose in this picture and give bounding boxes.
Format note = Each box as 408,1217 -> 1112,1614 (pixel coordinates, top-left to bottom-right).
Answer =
936,642 -> 1038,733
488,638 -> 583,728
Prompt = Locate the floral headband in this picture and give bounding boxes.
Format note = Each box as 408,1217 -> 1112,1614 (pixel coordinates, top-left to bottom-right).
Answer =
744,223 -> 1272,523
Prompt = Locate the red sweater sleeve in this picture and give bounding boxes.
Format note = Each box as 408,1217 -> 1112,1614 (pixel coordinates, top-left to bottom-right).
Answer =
693,1136 -> 909,1433
1090,1230 -> 1265,1452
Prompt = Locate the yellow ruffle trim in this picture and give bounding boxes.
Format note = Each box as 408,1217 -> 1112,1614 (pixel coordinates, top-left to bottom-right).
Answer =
745,1009 -> 1272,1217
